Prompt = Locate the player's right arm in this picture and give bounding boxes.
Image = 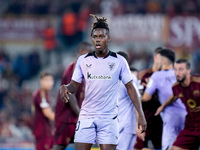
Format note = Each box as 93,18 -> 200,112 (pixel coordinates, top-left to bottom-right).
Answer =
60,80 -> 80,103
155,94 -> 178,116
125,81 -> 147,133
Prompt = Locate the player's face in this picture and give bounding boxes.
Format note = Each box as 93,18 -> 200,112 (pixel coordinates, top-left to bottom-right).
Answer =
174,63 -> 189,82
40,75 -> 54,91
91,28 -> 110,54
154,53 -> 162,71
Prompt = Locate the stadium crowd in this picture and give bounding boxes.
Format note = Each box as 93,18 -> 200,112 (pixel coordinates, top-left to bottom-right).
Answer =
1,0 -> 200,15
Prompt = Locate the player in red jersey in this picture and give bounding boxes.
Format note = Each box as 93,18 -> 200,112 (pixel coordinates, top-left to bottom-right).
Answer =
53,41 -> 93,150
32,71 -> 55,150
134,47 -> 163,150
155,59 -> 200,150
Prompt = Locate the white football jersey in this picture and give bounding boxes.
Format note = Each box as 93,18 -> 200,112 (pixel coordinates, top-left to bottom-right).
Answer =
72,51 -> 133,118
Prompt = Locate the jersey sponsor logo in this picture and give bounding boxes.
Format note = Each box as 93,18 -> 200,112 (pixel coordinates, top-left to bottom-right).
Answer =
193,90 -> 200,97
187,99 -> 196,108
86,64 -> 92,68
187,99 -> 200,112
87,72 -> 112,80
108,62 -> 115,70
190,106 -> 200,112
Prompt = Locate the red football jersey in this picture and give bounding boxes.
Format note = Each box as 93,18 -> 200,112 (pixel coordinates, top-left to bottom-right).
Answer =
54,62 -> 85,123
172,75 -> 200,131
32,89 -> 52,137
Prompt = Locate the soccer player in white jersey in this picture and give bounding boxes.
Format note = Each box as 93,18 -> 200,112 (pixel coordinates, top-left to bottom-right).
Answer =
60,15 -> 147,150
116,51 -> 141,150
141,49 -> 187,150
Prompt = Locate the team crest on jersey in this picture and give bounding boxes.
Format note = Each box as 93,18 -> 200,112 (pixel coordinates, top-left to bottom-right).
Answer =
86,64 -> 92,68
108,62 -> 115,70
193,90 -> 200,97
179,93 -> 183,98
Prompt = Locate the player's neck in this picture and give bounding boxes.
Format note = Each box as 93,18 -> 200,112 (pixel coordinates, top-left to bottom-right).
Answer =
181,74 -> 191,87
95,48 -> 109,58
161,64 -> 173,71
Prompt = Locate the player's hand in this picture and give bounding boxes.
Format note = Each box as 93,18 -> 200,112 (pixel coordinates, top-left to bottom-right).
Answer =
138,115 -> 147,134
155,105 -> 164,116
141,77 -> 150,87
60,85 -> 71,103
136,122 -> 146,141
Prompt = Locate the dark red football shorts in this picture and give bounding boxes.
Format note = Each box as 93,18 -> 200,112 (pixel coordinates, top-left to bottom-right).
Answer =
173,129 -> 200,150
54,122 -> 76,145
35,135 -> 53,150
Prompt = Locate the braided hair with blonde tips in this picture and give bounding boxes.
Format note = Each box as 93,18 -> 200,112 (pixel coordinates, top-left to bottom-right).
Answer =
90,14 -> 110,36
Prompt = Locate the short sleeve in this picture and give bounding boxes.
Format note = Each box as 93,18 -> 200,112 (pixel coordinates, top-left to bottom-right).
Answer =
145,73 -> 157,96
119,56 -> 132,85
132,73 -> 141,98
72,56 -> 83,83
40,98 -> 50,108
133,82 -> 141,98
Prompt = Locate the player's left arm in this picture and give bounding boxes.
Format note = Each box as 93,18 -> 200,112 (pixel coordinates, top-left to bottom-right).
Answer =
155,94 -> 178,116
125,81 -> 147,133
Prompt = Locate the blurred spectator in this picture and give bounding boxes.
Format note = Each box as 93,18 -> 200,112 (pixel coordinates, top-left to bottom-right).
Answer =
28,49 -> 41,76
0,48 -> 10,75
61,10 -> 81,48
0,75 -> 9,109
191,47 -> 200,75
43,22 -> 58,66
13,55 -> 31,86
146,0 -> 161,13
2,0 -> 200,15
36,0 -> 49,14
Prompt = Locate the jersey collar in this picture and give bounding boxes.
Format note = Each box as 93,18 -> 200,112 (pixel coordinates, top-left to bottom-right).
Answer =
85,51 -> 117,59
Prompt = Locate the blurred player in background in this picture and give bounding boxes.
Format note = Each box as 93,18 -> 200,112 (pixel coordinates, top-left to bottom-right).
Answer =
53,41 -> 93,150
60,14 -> 146,150
155,59 -> 200,150
142,49 -> 187,150
116,51 -> 141,150
130,66 -> 139,78
134,47 -> 163,150
32,71 -> 55,150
